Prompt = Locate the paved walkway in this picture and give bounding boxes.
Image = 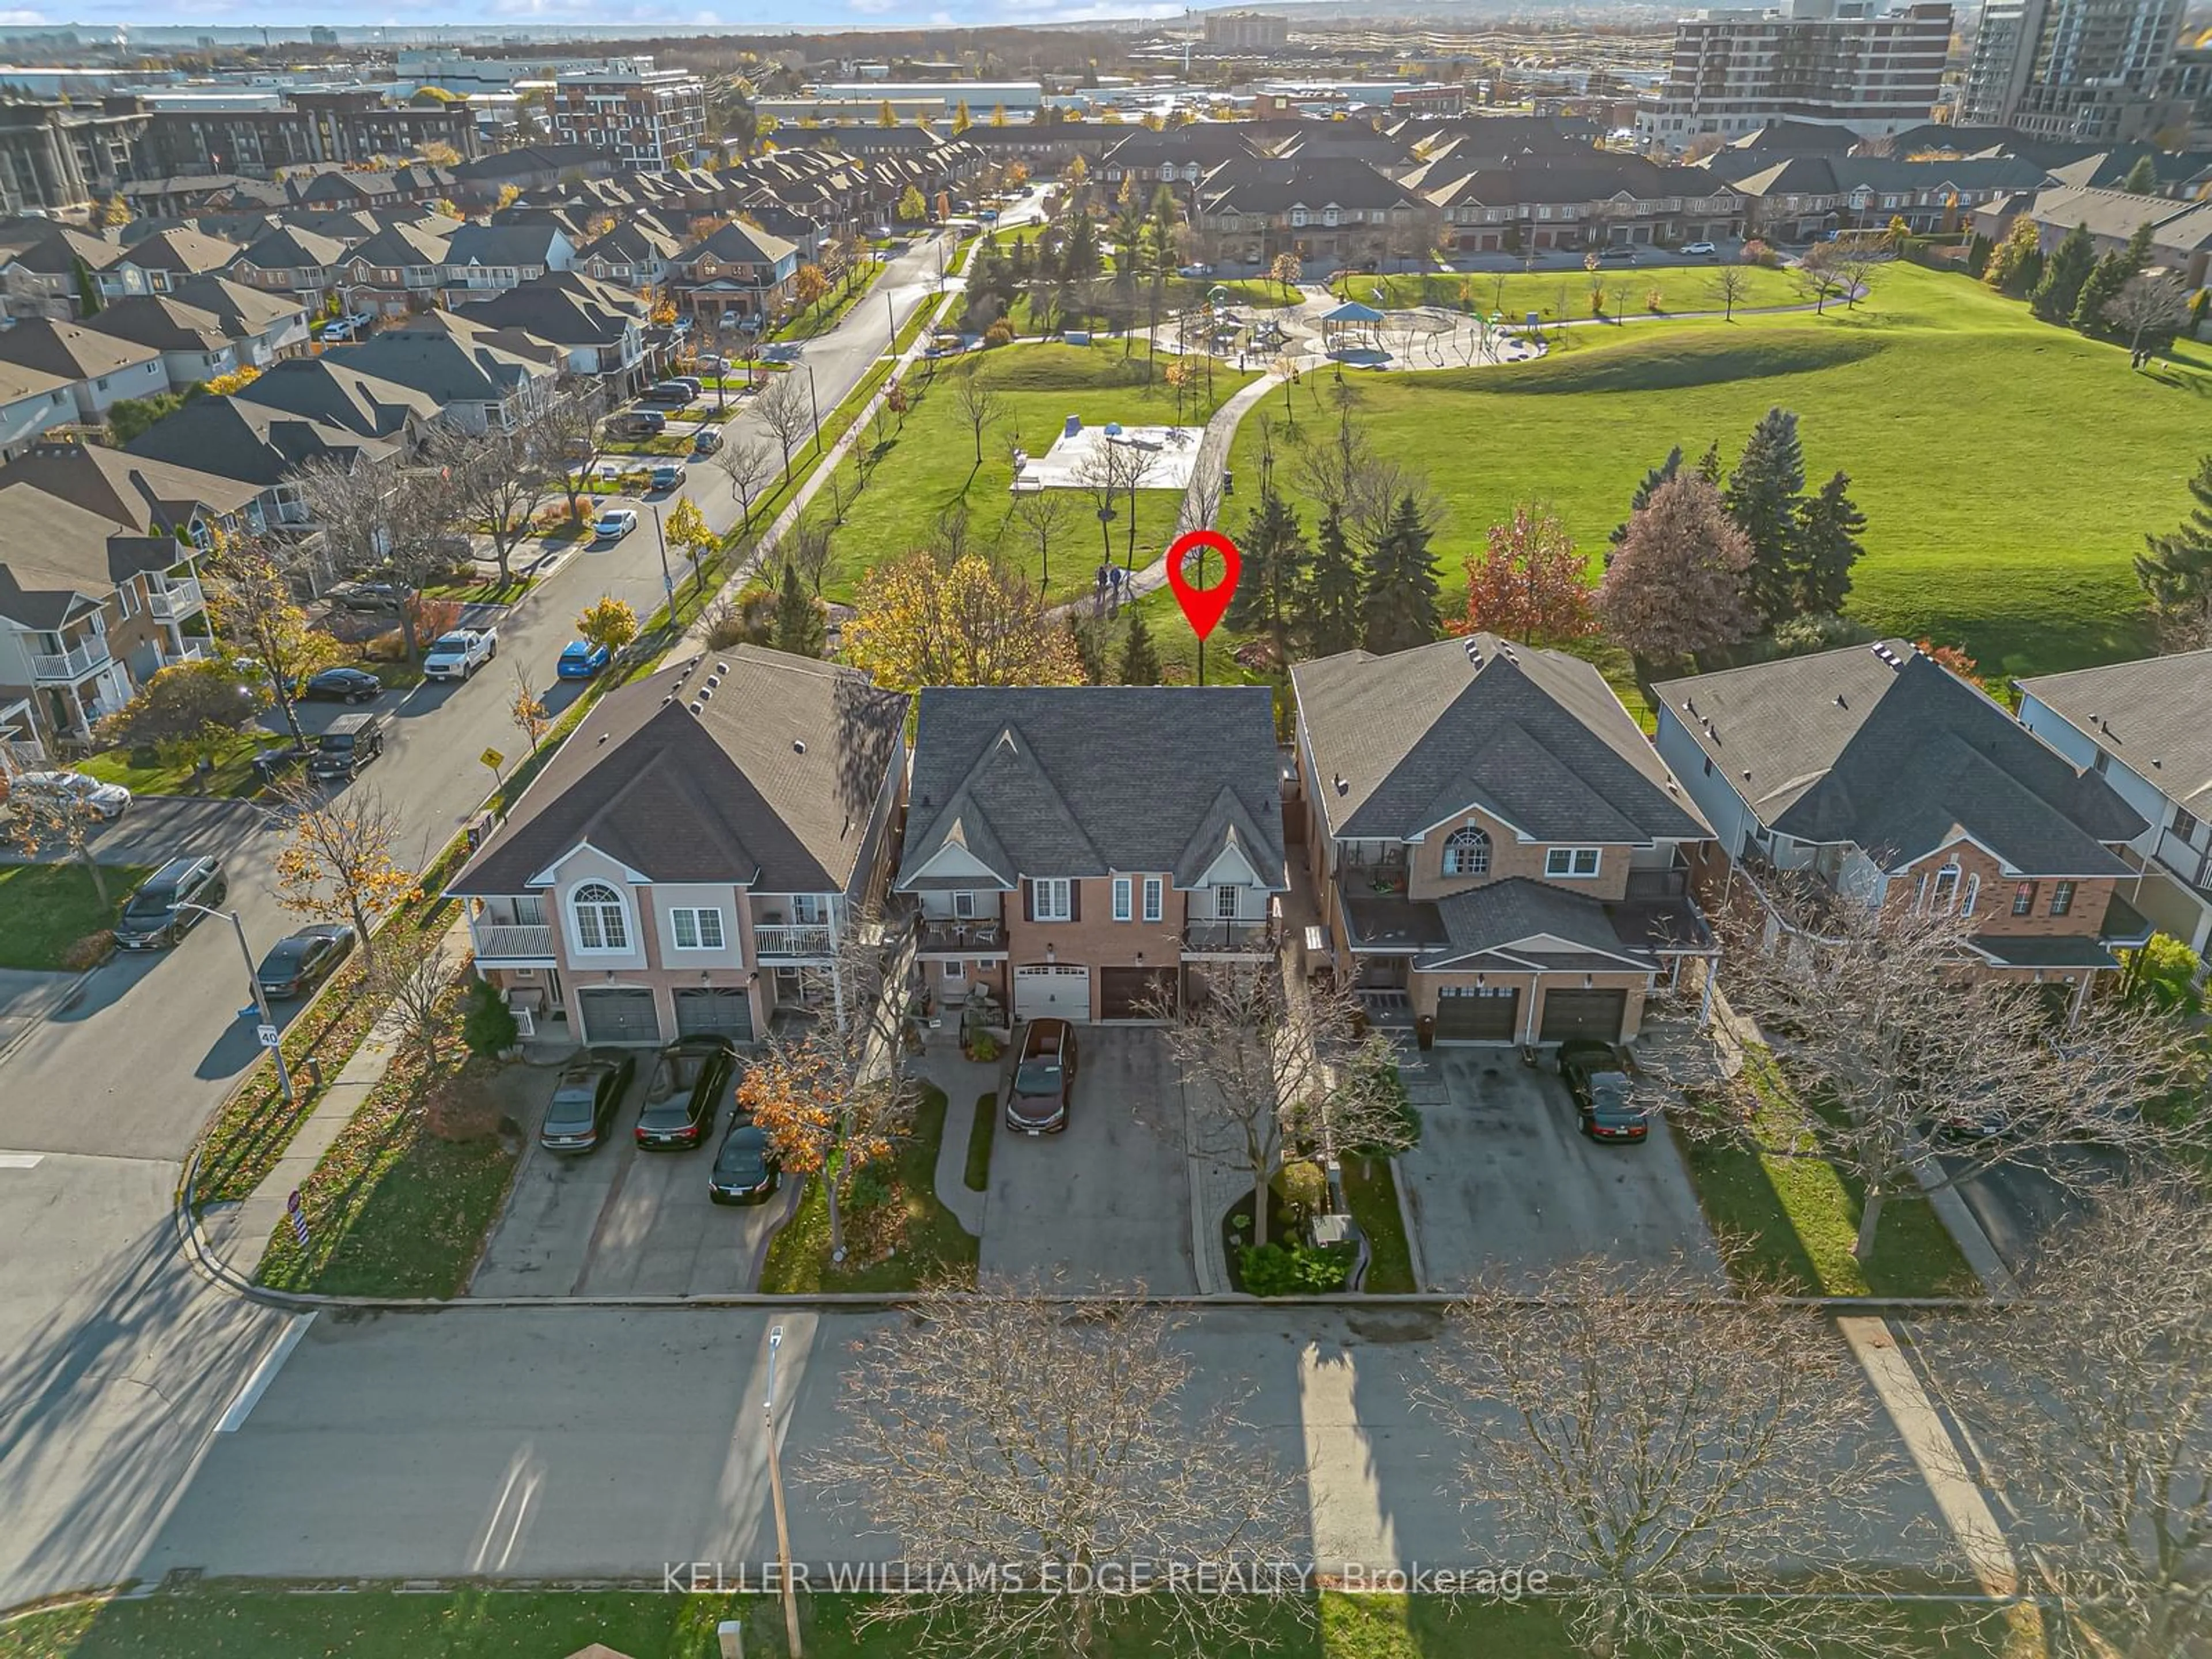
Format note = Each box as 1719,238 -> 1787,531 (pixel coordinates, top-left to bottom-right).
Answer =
915,1047 -> 996,1237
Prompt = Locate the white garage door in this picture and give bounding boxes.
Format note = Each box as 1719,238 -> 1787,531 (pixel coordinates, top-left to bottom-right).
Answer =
1013,964 -> 1090,1022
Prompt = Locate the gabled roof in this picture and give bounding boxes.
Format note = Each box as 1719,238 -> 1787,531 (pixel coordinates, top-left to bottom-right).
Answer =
1416,877 -> 1702,972
0,225 -> 127,276
166,274 -> 309,335
0,441 -> 261,532
450,648 -> 907,898
0,318 -> 163,384
337,222 -> 455,269
230,356 -> 443,438
1293,634 -> 1710,846
897,686 -> 1286,891
2017,649 -> 2212,816
454,271 -> 642,347
677,219 -> 798,267
122,393 -> 400,486
117,225 -> 243,275
325,319 -> 556,403
232,224 -> 354,271
442,222 -> 569,267
78,293 -> 238,354
0,486 -> 181,630
1654,643 -> 2144,876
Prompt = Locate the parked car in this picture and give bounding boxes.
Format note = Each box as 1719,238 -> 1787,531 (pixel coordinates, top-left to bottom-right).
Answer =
641,381 -> 695,405
1557,1040 -> 1647,1142
327,581 -> 403,613
557,639 -> 611,679
540,1048 -> 638,1154
1177,263 -> 1214,279
648,461 -> 687,493
691,427 -> 723,456
1006,1017 -> 1078,1134
422,627 -> 497,682
668,376 -> 704,397
309,711 -> 385,781
709,1119 -> 780,1204
298,666 -> 382,703
112,855 -> 227,950
1682,241 -> 1718,256
636,1035 -> 738,1150
1598,243 -> 1638,261
608,410 -> 666,438
8,768 -> 130,821
694,354 -> 727,373
593,507 -> 639,541
255,922 -> 357,999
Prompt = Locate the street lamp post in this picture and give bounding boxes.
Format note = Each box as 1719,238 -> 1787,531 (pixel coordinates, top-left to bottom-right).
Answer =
804,363 -> 821,455
764,1325 -> 802,1658
650,504 -> 675,614
181,903 -> 293,1104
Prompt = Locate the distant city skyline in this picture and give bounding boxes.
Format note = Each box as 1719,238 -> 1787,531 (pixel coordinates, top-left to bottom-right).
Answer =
1,0 -> 1189,37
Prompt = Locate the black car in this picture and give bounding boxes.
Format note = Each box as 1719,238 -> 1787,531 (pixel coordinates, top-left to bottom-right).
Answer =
309,712 -> 385,780
636,1035 -> 738,1150
1558,1040 -> 1647,1142
113,855 -> 227,949
255,923 -> 357,999
300,666 -> 382,703
709,1120 -> 780,1205
540,1048 -> 638,1154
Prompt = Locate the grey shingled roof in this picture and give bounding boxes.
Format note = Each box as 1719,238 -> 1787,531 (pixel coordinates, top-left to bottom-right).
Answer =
898,687 -> 1286,892
1654,643 -> 2144,875
2017,650 -> 2212,816
450,647 -> 907,899
1416,877 -> 1703,971
1292,634 -> 1711,846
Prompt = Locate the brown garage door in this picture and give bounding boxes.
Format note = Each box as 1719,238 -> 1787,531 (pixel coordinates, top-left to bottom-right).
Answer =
1433,986 -> 1518,1041
1100,965 -> 1177,1020
1539,988 -> 1628,1043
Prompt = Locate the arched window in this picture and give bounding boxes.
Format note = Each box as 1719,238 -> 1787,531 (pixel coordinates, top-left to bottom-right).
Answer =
1926,862 -> 1961,915
571,881 -> 629,951
1443,824 -> 1491,877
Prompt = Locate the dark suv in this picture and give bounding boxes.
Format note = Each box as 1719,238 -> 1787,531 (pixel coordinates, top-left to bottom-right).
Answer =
635,1035 -> 738,1150
113,855 -> 227,949
1006,1018 -> 1078,1134
310,712 -> 385,780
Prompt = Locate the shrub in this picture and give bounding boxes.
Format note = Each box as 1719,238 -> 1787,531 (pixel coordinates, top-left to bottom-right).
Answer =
1645,287 -> 1665,313
1291,1245 -> 1353,1294
844,1157 -> 895,1213
61,931 -> 113,972
1274,1158 -> 1327,1222
967,1031 -> 1001,1063
1770,612 -> 1872,657
2120,934 -> 2205,1016
983,319 -> 1016,347
461,976 -> 519,1057
1240,1242 -> 1299,1296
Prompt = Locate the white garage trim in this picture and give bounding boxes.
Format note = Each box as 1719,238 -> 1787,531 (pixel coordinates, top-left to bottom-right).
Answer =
1013,963 -> 1090,1022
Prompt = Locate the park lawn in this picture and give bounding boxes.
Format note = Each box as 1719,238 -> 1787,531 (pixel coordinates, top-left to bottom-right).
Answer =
79,728 -> 265,798
805,343 -> 1255,609
1343,262 -> 1807,320
0,862 -> 149,971
1229,263 -> 2204,677
0,1587 -> 2024,1658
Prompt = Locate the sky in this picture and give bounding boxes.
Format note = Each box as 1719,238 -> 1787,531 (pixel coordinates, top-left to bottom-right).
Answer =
0,1 -> 1187,31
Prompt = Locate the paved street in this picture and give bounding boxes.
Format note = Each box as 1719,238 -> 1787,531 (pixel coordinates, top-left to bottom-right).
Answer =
0,229 -> 962,1611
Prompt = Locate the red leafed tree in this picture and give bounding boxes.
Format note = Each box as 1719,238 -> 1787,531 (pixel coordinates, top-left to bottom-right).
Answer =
1915,638 -> 1980,683
1447,500 -> 1595,643
1594,475 -> 1759,668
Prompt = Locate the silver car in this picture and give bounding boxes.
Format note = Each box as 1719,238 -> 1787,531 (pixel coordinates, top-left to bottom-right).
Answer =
11,769 -> 130,820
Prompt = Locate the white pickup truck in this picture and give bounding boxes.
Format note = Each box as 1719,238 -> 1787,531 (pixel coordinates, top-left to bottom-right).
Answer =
422,627 -> 498,681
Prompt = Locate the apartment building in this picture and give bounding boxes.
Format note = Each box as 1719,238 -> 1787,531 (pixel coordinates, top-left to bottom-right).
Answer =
548,59 -> 707,171
130,90 -> 481,180
1205,10 -> 1292,51
1640,0 -> 1955,143
1961,0 -> 2186,142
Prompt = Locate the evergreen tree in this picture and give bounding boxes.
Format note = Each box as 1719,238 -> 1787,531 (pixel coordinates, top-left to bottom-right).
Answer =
1695,440 -> 1723,483
1116,608 -> 1162,684
2072,221 -> 2154,334
1359,495 -> 1442,655
1965,231 -> 1994,278
71,255 -> 100,316
1982,217 -> 2043,297
1067,613 -> 1108,684
1300,506 -> 1365,656
2031,222 -> 2095,322
1226,488 -> 1307,661
774,562 -> 826,657
2120,154 -> 2158,195
1722,406 -> 1806,626
1609,445 -> 1682,549
1793,470 -> 1867,617
2136,454 -> 2212,641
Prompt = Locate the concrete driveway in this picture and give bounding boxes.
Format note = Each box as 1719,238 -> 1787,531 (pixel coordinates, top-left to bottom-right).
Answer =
1397,1047 -> 1724,1292
980,1026 -> 1196,1293
470,1060 -> 782,1297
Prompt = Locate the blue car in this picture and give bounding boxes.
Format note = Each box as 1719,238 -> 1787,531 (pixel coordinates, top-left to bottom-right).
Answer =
557,639 -> 611,679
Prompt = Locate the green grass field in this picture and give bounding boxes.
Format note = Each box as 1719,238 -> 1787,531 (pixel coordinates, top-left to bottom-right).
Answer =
1226,263 -> 2209,677
0,862 -> 149,971
800,344 -> 1255,609
1336,262 -> 1809,320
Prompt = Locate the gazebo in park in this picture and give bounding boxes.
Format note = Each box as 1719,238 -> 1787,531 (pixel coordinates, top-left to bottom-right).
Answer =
1319,300 -> 1384,357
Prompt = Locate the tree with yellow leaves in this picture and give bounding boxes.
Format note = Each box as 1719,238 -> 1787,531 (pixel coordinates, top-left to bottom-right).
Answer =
877,99 -> 897,128
575,594 -> 639,655
495,183 -> 521,210
202,364 -> 262,396
664,497 -> 717,597
952,99 -> 973,134
509,668 -> 551,751
792,261 -> 828,316
270,777 -> 415,971
843,550 -> 1082,692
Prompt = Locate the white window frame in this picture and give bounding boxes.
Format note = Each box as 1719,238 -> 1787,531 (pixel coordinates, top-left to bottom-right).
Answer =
669,906 -> 724,950
570,881 -> 630,952
1961,874 -> 1980,918
952,889 -> 976,919
1142,876 -> 1162,923
944,957 -> 965,983
1442,824 -> 1491,877
1544,847 -> 1601,879
1032,877 -> 1073,922
1112,876 -> 1132,921
1926,862 -> 1961,915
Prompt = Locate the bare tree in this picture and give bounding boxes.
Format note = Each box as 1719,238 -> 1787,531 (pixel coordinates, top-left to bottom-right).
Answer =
1148,960 -> 1412,1248
753,370 -> 813,485
713,430 -> 777,529
371,940 -> 456,1070
1009,482 -> 1074,593
2107,272 -> 2191,369
1929,1177 -> 2212,1659
1421,1255 -> 1916,1659
426,423 -> 549,589
1710,882 -> 2202,1259
202,529 -> 343,747
1829,242 -> 1892,310
1290,403 -> 1441,551
949,367 -> 1005,468
1710,264 -> 1752,321
807,1282 -> 1309,1659
1796,242 -> 1845,315
784,513 -> 836,597
294,457 -> 463,661
269,777 -> 416,971
539,380 -> 611,527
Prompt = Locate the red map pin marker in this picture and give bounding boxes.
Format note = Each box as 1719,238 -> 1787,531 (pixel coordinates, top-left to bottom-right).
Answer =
1165,529 -> 1240,642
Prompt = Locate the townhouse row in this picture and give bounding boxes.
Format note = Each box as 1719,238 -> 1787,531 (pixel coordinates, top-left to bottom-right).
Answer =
446,632 -> 2188,1052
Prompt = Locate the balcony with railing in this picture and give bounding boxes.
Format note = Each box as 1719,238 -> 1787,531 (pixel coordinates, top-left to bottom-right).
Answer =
31,637 -> 111,683
2140,831 -> 2212,900
1181,918 -> 1281,956
149,577 -> 204,622
754,923 -> 836,958
470,921 -> 556,965
917,918 -> 1006,956
1339,846 -> 1409,896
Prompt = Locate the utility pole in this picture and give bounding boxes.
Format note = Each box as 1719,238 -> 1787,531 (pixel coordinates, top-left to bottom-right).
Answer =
804,364 -> 821,454
650,504 -> 675,615
764,1325 -> 802,1657
186,904 -> 293,1103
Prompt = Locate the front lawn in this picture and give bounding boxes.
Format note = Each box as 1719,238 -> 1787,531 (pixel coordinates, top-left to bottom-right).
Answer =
79,729 -> 265,798
0,862 -> 149,971
759,1083 -> 979,1294
1341,1152 -> 1416,1293
418,571 -> 536,605
964,1090 -> 996,1190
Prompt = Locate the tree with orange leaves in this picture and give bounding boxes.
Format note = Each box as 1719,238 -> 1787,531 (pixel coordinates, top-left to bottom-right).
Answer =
1448,501 -> 1595,645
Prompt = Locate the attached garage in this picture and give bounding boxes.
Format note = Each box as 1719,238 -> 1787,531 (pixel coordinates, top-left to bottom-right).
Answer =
1538,988 -> 1629,1044
576,985 -> 660,1044
1434,984 -> 1519,1042
1013,964 -> 1091,1022
673,985 -> 754,1043
1100,965 -> 1177,1021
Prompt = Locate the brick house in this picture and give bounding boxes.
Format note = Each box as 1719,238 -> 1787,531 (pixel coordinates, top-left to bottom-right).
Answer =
896,686 -> 1287,1025
1291,634 -> 1717,1047
1654,640 -> 2154,1022
448,648 -> 908,1047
